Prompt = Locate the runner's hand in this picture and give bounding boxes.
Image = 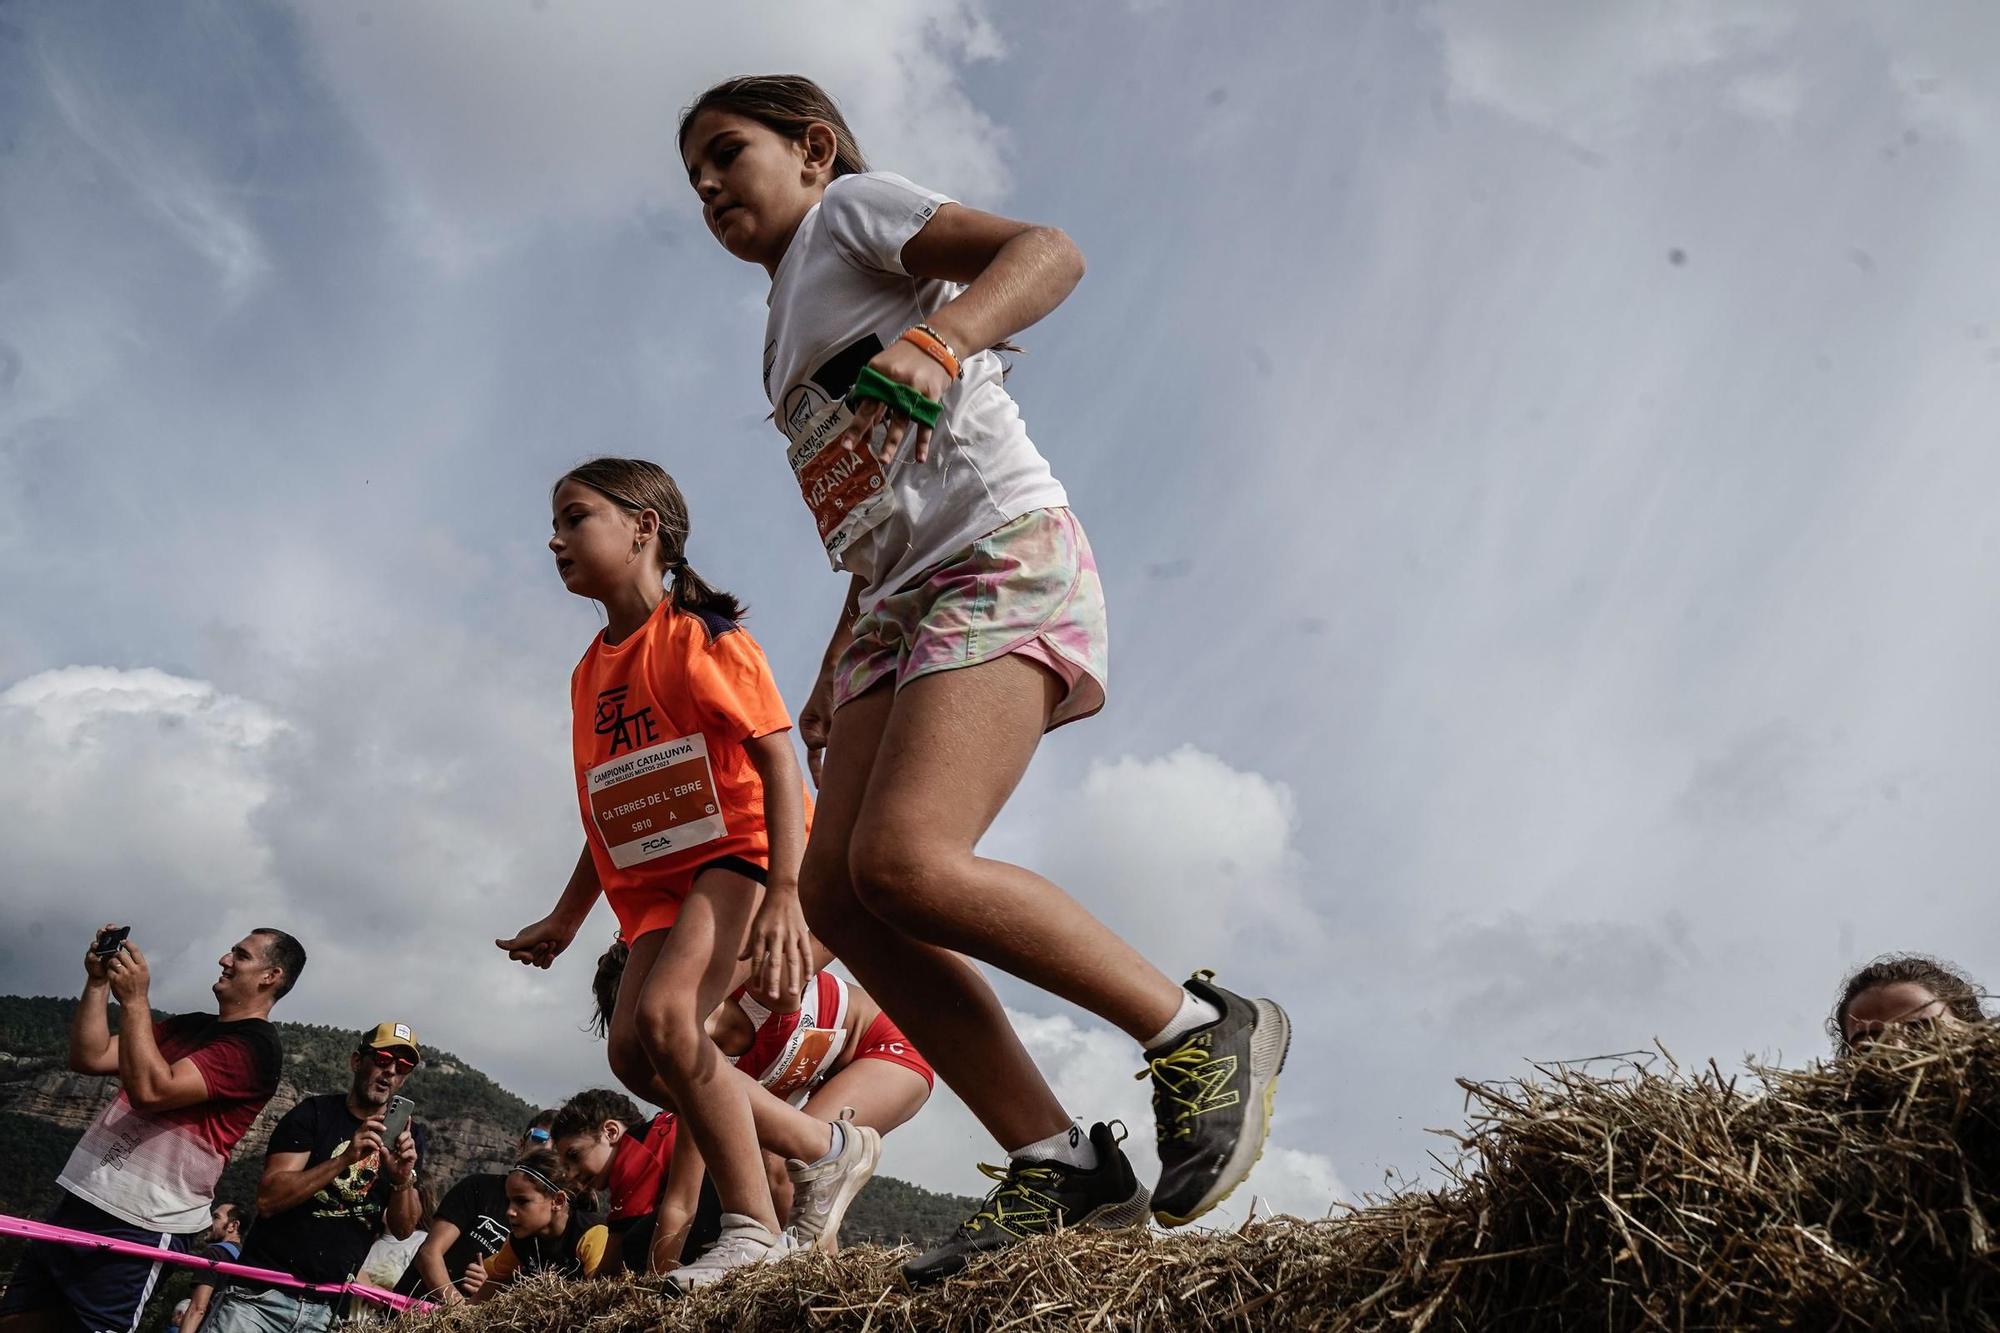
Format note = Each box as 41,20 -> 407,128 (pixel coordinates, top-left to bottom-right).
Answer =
344,1113 -> 388,1167
457,1256 -> 487,1297
496,913 -> 578,970
798,671 -> 835,788
104,942 -> 151,1006
837,339 -> 950,466
742,885 -> 813,1010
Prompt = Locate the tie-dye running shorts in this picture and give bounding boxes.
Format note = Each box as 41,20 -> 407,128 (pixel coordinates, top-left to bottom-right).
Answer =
831,506 -> 1108,730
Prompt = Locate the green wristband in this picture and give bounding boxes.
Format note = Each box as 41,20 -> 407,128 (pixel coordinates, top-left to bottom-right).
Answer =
849,366 -> 943,429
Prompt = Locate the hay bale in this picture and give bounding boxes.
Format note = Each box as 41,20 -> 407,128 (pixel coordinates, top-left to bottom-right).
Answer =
399,1027 -> 2000,1330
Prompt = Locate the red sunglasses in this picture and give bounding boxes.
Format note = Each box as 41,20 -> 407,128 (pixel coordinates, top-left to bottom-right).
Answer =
367,1049 -> 418,1074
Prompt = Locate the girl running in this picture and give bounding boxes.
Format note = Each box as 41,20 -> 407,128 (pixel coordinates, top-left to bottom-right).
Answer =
590,936 -> 934,1250
495,457 -> 876,1287
456,1151 -> 610,1300
678,76 -> 1291,1281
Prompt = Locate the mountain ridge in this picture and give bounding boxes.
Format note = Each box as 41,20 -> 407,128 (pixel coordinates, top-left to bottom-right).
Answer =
0,994 -> 977,1260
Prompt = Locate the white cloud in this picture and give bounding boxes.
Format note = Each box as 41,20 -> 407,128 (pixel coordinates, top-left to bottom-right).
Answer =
283,0 -> 1011,257
1017,746 -> 1327,972
1431,0 -> 1801,143
0,667 -> 289,992
1430,0 -> 2000,147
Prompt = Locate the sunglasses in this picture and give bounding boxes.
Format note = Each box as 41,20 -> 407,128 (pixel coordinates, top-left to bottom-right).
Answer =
526,1127 -> 552,1144
367,1049 -> 418,1074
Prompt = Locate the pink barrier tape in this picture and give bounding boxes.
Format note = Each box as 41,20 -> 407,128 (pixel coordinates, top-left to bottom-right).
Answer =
0,1213 -> 434,1315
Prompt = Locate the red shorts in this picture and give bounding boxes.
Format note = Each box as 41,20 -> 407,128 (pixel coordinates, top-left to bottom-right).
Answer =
851,1011 -> 934,1088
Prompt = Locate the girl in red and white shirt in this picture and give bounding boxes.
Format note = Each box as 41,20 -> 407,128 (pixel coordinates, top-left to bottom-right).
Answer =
591,936 -> 932,1251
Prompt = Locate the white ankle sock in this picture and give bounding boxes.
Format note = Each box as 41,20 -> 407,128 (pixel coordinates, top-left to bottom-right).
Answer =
1012,1122 -> 1097,1171
808,1118 -> 846,1167
1145,988 -> 1222,1052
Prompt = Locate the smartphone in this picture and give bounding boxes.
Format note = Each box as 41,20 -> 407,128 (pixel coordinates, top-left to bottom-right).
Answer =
378,1095 -> 415,1148
93,926 -> 131,958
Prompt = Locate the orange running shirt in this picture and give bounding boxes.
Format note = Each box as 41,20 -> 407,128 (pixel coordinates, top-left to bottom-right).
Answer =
570,601 -> 806,924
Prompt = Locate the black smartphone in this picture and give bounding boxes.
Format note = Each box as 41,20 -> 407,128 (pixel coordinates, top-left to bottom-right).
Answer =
93,926 -> 131,958
379,1095 -> 415,1148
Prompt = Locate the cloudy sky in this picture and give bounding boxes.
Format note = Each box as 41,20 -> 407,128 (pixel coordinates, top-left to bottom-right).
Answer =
6,0 -> 2000,1219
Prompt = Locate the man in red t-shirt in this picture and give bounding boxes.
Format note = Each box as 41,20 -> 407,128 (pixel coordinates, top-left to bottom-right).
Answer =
0,925 -> 303,1333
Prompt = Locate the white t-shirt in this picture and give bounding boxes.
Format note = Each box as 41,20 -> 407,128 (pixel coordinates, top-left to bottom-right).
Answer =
764,171 -> 1069,612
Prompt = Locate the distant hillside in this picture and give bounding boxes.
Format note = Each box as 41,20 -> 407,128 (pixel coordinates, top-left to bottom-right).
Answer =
0,993 -> 976,1315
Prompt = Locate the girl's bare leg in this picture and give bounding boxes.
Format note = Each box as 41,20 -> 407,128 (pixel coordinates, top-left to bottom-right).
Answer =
632,869 -> 778,1231
848,655 -> 1185,1028
801,674 -> 1146,1151
801,1058 -> 932,1138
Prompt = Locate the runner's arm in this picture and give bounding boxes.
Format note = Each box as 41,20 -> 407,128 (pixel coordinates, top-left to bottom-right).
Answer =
743,733 -> 813,1006
798,577 -> 863,787
898,203 -> 1084,359
497,845 -> 602,968
647,1136 -> 710,1271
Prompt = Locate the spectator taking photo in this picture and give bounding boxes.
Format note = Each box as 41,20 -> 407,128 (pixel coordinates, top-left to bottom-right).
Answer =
200,1022 -> 428,1333
0,925 -> 300,1333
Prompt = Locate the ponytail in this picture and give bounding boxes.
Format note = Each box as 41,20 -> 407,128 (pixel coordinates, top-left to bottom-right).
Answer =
670,561 -> 746,624
589,937 -> 628,1039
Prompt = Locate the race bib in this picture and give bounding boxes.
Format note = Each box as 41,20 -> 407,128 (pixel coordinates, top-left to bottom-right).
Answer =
761,1026 -> 848,1103
785,397 -> 898,569
586,732 -> 726,869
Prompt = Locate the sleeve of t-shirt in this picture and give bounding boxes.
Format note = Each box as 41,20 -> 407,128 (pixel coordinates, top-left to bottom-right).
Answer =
484,1242 -> 519,1283
575,1225 -> 610,1277
432,1175 -> 482,1232
819,171 -> 955,277
267,1098 -> 320,1157
184,1028 -> 279,1103
685,627 -> 793,745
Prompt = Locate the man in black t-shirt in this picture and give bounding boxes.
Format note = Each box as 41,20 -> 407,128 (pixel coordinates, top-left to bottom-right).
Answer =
395,1109 -> 559,1302
202,1023 -> 427,1333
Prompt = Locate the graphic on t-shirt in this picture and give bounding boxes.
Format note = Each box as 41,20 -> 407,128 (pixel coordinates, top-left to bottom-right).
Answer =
587,731 -> 726,868
594,686 -> 659,757
314,1141 -> 385,1222
468,1215 -> 512,1257
782,383 -> 832,436
776,333 -> 905,566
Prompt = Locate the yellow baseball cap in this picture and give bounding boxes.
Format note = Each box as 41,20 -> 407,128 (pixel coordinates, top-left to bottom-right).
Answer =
359,1021 -> 422,1060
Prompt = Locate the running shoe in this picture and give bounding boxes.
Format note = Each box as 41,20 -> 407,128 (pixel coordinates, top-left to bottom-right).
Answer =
901,1121 -> 1151,1286
665,1214 -> 795,1290
1141,971 -> 1292,1226
784,1111 -> 881,1253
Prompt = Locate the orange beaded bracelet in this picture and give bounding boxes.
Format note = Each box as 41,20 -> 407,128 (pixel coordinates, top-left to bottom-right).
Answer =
900,324 -> 962,380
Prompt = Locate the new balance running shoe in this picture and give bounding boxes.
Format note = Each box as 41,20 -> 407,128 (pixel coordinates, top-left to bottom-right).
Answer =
901,1121 -> 1151,1286
1141,971 -> 1292,1226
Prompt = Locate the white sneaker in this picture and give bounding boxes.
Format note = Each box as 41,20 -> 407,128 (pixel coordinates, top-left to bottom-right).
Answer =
665,1214 -> 795,1290
784,1112 -> 882,1253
